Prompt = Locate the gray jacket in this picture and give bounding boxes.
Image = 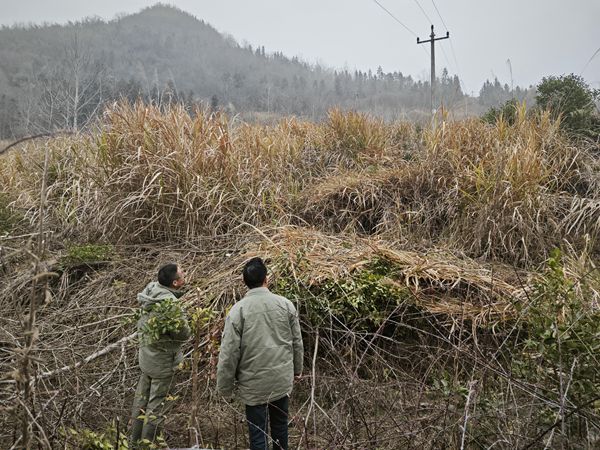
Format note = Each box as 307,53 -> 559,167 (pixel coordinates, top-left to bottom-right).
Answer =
137,281 -> 191,379
217,287 -> 304,406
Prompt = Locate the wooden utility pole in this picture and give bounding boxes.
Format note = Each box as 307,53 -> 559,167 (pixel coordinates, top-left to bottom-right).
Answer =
417,25 -> 449,114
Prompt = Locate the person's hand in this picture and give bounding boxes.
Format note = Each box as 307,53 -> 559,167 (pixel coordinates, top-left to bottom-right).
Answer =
294,373 -> 303,381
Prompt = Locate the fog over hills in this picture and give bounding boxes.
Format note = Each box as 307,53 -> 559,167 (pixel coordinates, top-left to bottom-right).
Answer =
0,4 -> 530,138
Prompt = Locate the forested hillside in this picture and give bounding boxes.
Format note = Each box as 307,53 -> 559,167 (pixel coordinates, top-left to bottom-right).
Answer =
0,4 -> 531,139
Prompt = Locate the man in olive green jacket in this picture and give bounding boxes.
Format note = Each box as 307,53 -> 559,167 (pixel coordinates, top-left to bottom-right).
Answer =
130,263 -> 191,447
217,257 -> 303,450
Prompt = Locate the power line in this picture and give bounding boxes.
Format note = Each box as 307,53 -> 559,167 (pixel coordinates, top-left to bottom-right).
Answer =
447,40 -> 461,77
439,43 -> 453,75
415,0 -> 451,77
415,0 -> 466,108
430,0 -> 449,31
438,43 -> 463,108
430,0 -> 459,70
371,0 -> 429,57
437,39 -> 465,112
371,0 -> 418,38
580,46 -> 600,76
413,0 -> 471,109
419,0 -> 457,95
413,0 -> 434,25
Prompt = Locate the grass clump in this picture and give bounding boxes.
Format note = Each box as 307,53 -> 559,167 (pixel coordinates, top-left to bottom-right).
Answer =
62,244 -> 114,266
324,108 -> 390,159
303,111 -> 599,266
3,102 -> 598,268
0,193 -> 19,234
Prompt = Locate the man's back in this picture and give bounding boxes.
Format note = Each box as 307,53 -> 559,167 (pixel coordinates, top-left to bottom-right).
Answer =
217,286 -> 303,406
137,281 -> 190,378
130,264 -> 189,446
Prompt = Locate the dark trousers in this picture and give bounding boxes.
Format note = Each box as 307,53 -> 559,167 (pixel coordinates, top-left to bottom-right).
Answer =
245,395 -> 289,450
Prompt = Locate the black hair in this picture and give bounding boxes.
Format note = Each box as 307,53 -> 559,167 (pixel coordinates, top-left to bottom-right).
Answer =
158,263 -> 179,288
243,257 -> 267,289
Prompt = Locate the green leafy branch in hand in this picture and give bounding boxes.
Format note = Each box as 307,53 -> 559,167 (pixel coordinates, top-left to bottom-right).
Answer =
139,298 -> 189,345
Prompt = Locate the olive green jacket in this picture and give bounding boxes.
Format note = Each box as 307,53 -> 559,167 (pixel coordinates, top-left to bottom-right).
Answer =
217,287 -> 304,406
137,281 -> 191,379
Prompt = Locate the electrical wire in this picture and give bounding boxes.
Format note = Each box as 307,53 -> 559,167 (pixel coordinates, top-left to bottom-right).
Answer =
580,46 -> 600,76
413,0 -> 434,25
371,0 -> 429,57
439,44 -> 453,76
430,0 -> 449,31
411,0 -> 453,104
371,0 -> 418,38
430,0 -> 459,71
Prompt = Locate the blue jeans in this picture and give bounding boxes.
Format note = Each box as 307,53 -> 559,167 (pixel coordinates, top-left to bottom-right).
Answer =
245,395 -> 289,450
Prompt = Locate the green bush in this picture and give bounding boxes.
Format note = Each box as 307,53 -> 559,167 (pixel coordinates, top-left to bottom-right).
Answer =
274,258 -> 411,331
482,98 -> 520,125
513,249 -> 600,424
66,424 -> 129,449
62,244 -> 114,266
536,74 -> 600,139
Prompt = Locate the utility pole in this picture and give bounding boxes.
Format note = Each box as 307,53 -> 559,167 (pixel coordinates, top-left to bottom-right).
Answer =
417,25 -> 449,115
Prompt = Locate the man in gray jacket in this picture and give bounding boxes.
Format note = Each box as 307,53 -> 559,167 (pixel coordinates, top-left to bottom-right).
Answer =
217,257 -> 303,450
130,263 -> 191,447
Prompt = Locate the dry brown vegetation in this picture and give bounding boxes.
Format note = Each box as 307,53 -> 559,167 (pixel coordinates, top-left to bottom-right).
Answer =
1,102 -> 600,449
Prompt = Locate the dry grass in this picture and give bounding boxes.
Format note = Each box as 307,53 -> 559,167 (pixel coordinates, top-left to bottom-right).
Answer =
0,104 -> 416,245
2,102 -> 600,448
303,112 -> 600,266
2,103 -> 598,267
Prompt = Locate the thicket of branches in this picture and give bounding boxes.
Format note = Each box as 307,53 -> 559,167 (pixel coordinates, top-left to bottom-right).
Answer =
1,103 -> 600,449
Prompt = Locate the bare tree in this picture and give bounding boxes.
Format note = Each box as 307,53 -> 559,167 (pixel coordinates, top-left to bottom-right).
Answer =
23,28 -> 107,134
61,29 -> 105,131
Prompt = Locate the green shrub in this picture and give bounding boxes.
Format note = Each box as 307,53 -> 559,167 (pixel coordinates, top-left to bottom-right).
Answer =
190,305 -> 216,334
482,99 -> 520,125
513,249 -> 600,424
536,74 -> 600,139
66,424 -> 129,449
274,259 -> 411,331
62,244 -> 114,266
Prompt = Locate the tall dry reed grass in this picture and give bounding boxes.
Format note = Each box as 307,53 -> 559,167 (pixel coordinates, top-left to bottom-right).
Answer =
2,103 -> 598,267
2,102 -> 600,448
302,110 -> 600,265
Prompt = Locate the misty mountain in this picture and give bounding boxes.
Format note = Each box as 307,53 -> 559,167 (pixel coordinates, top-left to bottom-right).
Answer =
0,4 -> 527,139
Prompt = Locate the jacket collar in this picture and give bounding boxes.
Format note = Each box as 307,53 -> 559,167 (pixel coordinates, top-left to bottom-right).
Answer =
158,283 -> 185,299
246,287 -> 270,297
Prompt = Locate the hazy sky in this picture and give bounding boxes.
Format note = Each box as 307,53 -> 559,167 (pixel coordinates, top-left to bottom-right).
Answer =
1,0 -> 599,93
